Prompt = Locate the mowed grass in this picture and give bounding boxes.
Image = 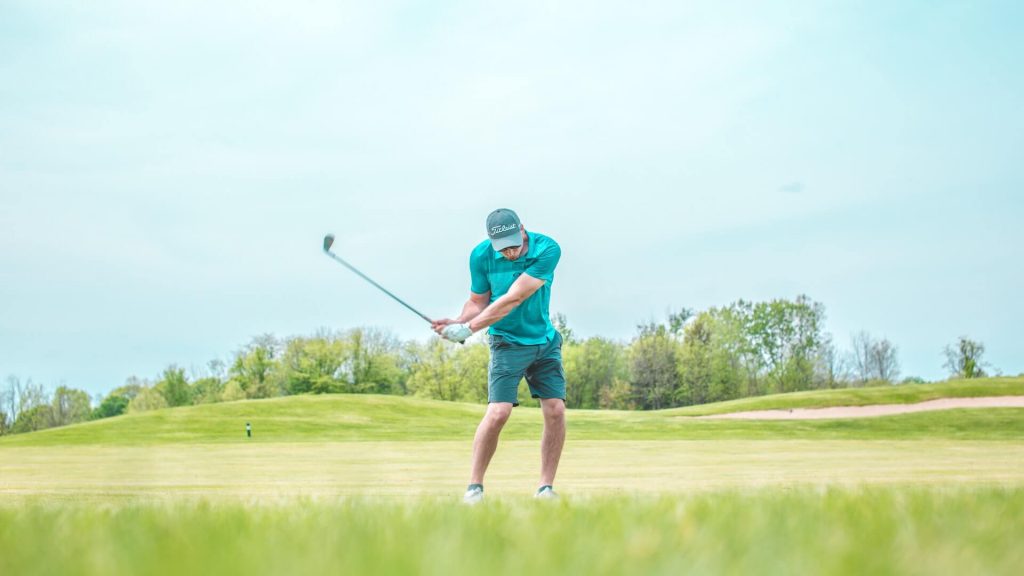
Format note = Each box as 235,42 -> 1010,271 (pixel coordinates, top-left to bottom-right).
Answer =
2,488 -> 1022,576
664,376 -> 1024,415
1,378 -> 1021,500
2,377 -> 1022,446
3,440 -> 1024,502
2,378 -> 1022,575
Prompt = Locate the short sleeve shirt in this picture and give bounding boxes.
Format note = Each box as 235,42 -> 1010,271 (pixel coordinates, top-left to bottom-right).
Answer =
469,231 -> 561,345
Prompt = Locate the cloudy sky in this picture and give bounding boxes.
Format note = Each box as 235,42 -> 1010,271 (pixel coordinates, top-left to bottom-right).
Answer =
2,0 -> 1021,396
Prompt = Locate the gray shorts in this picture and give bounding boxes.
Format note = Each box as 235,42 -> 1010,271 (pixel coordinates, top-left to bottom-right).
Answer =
488,331 -> 566,406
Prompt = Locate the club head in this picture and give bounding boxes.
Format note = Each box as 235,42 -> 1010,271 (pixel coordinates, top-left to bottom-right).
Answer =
323,234 -> 335,252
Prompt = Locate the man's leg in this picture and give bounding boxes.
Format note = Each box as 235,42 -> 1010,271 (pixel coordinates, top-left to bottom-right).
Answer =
470,402 -> 514,484
539,398 -> 566,487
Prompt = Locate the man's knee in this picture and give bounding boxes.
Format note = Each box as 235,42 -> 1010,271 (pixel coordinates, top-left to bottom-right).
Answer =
485,403 -> 514,427
542,399 -> 565,422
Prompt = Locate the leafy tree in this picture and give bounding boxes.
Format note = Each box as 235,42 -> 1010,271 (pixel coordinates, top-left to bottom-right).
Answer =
744,296 -> 828,394
230,334 -> 283,399
677,314 -> 713,405
91,377 -> 148,420
677,311 -> 747,405
50,386 -> 91,427
943,336 -> 988,379
667,308 -> 694,337
563,337 -> 628,409
220,381 -> 247,402
551,313 -> 576,345
280,333 -> 347,394
21,296 -> 981,418
677,314 -> 714,405
2,376 -> 47,427
191,377 -> 224,404
92,394 -> 130,419
406,338 -> 456,400
406,339 -> 488,402
710,303 -> 765,397
128,386 -> 169,413
599,378 -> 635,410
342,327 -> 405,394
156,366 -> 192,407
0,383 -> 12,435
453,343 -> 490,403
629,321 -> 680,409
12,404 -> 53,433
110,378 -> 145,402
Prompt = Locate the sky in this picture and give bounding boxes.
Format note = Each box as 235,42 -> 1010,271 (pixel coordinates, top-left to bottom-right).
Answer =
2,0 -> 1022,397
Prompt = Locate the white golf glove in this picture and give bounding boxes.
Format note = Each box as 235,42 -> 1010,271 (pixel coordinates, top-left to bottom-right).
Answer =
441,323 -> 473,343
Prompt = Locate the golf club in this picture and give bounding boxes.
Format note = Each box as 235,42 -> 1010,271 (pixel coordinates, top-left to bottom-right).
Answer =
321,234 -> 435,325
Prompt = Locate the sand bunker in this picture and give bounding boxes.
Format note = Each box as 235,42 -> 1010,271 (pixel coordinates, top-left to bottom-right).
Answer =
698,396 -> 1024,420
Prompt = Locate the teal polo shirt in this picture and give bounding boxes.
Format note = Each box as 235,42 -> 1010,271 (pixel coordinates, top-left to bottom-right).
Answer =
469,231 -> 561,345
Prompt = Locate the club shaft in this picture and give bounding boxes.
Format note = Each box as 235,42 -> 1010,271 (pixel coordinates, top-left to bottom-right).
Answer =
324,251 -> 433,324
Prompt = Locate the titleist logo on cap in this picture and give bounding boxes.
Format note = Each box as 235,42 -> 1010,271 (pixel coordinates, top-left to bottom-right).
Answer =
490,224 -> 519,235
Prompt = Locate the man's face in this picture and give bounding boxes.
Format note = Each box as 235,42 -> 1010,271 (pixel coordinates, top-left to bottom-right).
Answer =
498,230 -> 526,260
495,228 -> 528,260
499,244 -> 523,260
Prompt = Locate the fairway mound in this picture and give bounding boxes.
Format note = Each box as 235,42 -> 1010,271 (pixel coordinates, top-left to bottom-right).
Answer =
3,377 -> 1023,446
697,396 -> 1024,420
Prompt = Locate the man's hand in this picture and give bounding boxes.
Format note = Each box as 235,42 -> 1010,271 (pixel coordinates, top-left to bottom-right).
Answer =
431,318 -> 457,334
441,323 -> 473,343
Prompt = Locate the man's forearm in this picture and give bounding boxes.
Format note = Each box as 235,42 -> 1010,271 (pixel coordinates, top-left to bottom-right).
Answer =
467,294 -> 522,332
456,299 -> 487,324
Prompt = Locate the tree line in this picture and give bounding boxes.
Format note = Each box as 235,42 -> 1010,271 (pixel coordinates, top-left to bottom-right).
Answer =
0,295 -> 1001,435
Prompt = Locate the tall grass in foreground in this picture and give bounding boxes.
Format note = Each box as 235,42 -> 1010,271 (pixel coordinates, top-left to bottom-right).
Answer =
2,488 -> 1021,576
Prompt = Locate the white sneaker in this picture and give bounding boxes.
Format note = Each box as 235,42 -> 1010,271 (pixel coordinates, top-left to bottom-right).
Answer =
463,484 -> 484,505
534,485 -> 558,500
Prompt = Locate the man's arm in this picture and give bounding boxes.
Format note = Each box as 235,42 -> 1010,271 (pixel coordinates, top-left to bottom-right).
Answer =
466,274 -> 546,333
431,291 -> 490,334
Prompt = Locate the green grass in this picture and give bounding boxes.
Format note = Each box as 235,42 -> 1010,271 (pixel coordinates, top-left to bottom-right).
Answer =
2,488 -> 1022,576
2,378 -> 1022,575
664,377 -> 1024,416
2,377 -> 1022,446
4,440 -> 1022,502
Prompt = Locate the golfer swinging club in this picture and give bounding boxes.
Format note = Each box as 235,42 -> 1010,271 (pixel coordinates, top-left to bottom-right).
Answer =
432,208 -> 565,504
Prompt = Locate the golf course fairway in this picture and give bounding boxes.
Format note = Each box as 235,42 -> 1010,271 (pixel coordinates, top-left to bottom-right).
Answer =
2,378 -> 1022,575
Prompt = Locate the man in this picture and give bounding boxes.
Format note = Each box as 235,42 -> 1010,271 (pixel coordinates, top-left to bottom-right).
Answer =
432,208 -> 565,504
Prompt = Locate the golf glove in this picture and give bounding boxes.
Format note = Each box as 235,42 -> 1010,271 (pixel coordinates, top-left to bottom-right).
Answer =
441,323 -> 473,343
